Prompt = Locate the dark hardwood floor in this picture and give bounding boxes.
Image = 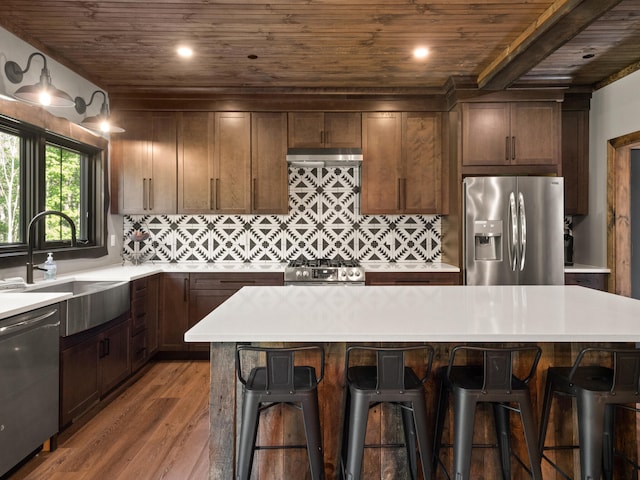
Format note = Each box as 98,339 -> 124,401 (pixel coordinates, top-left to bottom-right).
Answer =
8,360 -> 210,480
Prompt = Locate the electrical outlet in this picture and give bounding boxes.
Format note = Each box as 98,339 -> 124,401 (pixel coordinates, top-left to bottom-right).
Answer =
110,234 -> 116,247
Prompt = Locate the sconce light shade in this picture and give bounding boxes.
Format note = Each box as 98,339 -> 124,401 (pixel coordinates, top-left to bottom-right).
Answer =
74,90 -> 125,133
4,52 -> 75,107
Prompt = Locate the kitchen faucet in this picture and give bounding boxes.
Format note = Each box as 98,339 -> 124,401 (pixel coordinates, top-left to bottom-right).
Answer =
26,210 -> 77,284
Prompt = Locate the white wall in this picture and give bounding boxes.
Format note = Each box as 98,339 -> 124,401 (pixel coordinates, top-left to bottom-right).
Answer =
0,27 -> 124,281
573,69 -> 640,266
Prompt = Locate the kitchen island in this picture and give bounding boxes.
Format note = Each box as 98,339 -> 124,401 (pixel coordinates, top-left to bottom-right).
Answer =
186,285 -> 640,479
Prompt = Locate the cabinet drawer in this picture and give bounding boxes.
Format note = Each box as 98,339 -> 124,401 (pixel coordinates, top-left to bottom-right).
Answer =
189,272 -> 284,290
565,273 -> 608,292
131,330 -> 147,373
365,271 -> 461,286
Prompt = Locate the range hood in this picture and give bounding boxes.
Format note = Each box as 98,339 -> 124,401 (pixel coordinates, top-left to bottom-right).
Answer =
286,148 -> 362,167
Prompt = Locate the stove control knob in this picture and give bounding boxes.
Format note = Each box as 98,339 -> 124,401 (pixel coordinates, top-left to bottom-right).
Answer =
350,269 -> 361,279
302,270 -> 310,278
296,270 -> 303,278
340,269 -> 347,278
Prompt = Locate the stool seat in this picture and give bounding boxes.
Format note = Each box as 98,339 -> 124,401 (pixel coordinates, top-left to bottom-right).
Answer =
236,345 -> 326,480
538,347 -> 640,480
433,345 -> 543,480
340,345 -> 434,480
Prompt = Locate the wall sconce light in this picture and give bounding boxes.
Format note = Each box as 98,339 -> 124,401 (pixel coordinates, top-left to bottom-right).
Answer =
4,52 -> 75,107
74,90 -> 125,133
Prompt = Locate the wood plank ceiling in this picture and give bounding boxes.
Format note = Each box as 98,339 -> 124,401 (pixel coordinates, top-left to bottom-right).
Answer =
0,0 -> 639,97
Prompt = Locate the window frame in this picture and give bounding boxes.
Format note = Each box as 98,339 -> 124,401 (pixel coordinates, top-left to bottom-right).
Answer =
0,114 -> 108,267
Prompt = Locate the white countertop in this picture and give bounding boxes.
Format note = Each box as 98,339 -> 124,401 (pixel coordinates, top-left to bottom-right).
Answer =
0,292 -> 72,319
564,263 -> 611,274
185,285 -> 640,343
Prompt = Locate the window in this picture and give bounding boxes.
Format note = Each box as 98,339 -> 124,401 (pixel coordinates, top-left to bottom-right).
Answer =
0,128 -> 21,244
0,116 -> 106,264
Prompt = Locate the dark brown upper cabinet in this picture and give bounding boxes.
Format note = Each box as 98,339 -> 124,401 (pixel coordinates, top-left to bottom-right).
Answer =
288,112 -> 361,148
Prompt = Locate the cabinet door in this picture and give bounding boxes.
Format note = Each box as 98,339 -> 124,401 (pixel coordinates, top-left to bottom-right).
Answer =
60,336 -> 100,427
159,273 -> 190,351
361,112 -> 402,214
288,112 -> 324,147
178,112 -> 215,213
511,102 -> 561,165
146,274 -> 160,355
149,113 -> 178,212
402,112 -> 443,213
252,112 -> 288,214
113,112 -> 151,214
462,103 -> 511,166
324,112 -> 361,148
214,112 -> 251,213
100,319 -> 131,394
562,109 -> 589,215
113,112 -> 177,214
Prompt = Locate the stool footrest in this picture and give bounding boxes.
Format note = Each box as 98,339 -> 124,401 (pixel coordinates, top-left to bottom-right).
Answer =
255,444 -> 308,450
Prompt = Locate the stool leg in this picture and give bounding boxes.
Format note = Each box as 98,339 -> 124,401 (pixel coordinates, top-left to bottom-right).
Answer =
344,392 -> 370,480
602,404 -> 615,480
236,394 -> 261,480
518,395 -> 544,480
400,402 -> 418,480
432,380 -> 449,476
576,392 -> 605,480
410,394 -> 433,480
538,374 -> 555,455
452,392 -> 477,480
492,402 -> 512,480
301,393 -> 326,480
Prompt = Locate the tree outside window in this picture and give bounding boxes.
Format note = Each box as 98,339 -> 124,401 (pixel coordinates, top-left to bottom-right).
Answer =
0,130 -> 21,244
45,144 -> 83,242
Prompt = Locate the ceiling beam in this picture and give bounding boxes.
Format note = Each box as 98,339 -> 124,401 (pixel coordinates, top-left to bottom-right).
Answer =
477,0 -> 623,90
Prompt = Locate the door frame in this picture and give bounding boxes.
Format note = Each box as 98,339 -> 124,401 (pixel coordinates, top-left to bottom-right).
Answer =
607,131 -> 640,296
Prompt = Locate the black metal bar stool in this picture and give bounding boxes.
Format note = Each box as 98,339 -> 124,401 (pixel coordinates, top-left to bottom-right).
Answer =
235,345 -> 326,480
340,345 -> 434,480
538,347 -> 640,480
433,345 -> 543,480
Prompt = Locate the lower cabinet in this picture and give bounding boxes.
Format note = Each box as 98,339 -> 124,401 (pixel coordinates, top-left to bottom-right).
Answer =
365,271 -> 461,285
59,315 -> 131,427
565,272 -> 608,291
130,274 -> 160,372
158,272 -> 284,353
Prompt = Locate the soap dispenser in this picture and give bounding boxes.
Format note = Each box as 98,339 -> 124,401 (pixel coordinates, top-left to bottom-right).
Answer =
44,252 -> 57,280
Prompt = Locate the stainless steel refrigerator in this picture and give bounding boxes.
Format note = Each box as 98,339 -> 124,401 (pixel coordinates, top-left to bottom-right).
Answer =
463,176 -> 564,285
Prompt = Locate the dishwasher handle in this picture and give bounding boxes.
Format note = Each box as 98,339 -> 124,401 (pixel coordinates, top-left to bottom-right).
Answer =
0,308 -> 59,337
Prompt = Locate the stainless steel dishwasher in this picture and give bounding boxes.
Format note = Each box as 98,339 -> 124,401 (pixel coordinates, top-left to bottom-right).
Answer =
0,304 -> 61,477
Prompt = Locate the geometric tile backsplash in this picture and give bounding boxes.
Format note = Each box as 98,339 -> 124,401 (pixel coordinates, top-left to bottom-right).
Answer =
123,166 -> 441,264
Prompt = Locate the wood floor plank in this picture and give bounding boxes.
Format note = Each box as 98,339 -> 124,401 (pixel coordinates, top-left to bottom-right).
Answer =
8,360 -> 210,480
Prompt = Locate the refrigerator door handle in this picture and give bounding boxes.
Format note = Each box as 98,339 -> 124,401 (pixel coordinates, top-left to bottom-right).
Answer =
508,192 -> 518,271
518,192 -> 527,271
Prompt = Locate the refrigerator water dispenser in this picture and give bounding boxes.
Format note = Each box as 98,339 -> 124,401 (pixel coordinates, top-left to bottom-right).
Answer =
474,220 -> 502,261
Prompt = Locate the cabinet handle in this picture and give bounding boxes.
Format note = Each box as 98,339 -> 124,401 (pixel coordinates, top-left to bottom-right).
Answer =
209,178 -> 214,210
505,137 -> 510,161
397,178 -> 402,210
511,136 -> 516,160
143,178 -> 148,210
215,178 -> 220,210
252,178 -> 257,211
148,178 -> 154,210
320,131 -> 324,144
183,277 -> 189,302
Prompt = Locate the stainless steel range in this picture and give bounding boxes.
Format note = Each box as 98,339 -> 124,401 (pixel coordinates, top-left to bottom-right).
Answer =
284,257 -> 365,285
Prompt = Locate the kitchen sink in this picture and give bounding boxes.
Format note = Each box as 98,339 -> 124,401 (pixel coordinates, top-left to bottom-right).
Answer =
26,280 -> 130,336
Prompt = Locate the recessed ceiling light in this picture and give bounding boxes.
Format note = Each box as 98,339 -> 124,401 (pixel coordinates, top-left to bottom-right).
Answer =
177,46 -> 193,58
413,47 -> 429,60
